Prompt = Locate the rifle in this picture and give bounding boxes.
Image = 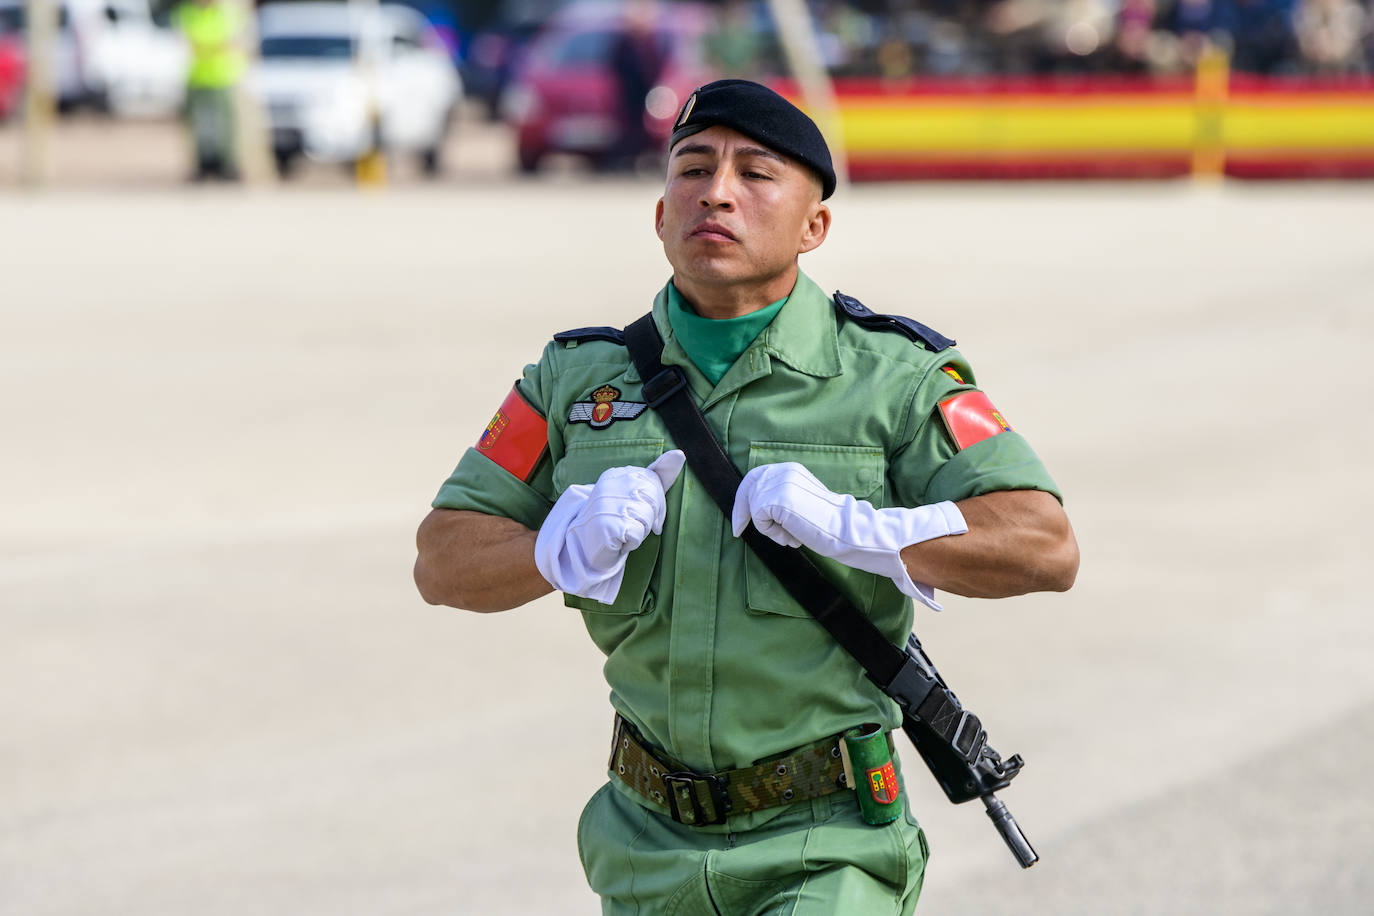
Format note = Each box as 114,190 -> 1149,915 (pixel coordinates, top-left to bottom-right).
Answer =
892,632 -> 1037,867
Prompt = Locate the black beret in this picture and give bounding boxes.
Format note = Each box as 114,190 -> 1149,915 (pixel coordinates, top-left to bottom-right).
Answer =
670,79 -> 836,200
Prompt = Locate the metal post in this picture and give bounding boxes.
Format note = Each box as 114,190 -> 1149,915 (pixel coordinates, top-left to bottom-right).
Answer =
765,0 -> 847,192
20,0 -> 58,187
231,0 -> 275,186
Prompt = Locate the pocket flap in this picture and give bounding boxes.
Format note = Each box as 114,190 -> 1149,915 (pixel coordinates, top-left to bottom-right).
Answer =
746,442 -> 884,500
553,438 -> 667,494
743,442 -> 886,617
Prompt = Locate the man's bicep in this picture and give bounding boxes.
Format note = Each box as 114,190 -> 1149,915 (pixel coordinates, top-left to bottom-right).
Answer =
417,507 -> 537,552
955,488 -> 1069,532
949,488 -> 1079,593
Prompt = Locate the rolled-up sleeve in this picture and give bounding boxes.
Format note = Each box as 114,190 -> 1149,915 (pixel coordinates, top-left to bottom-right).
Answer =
431,356 -> 557,531
889,352 -> 1061,508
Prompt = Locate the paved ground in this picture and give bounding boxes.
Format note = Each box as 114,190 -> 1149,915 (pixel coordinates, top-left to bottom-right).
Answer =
1,118 -> 1372,914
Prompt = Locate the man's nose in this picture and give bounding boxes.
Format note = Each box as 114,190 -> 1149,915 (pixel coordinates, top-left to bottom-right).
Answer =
698,169 -> 736,210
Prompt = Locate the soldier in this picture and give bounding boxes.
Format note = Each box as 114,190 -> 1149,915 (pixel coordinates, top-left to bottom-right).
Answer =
414,79 -> 1078,914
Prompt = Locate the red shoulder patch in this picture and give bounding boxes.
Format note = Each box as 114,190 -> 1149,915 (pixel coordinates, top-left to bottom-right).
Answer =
939,390 -> 1013,451
477,386 -> 547,482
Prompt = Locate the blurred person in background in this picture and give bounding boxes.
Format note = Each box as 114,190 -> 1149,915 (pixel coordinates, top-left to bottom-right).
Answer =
415,79 -> 1077,915
175,0 -> 246,181
608,0 -> 665,169
1111,0 -> 1159,71
816,0 -> 876,75
1225,0 -> 1301,72
983,0 -> 1125,73
1156,0 -> 1229,69
704,0 -> 765,78
1367,0 -> 1374,69
1294,0 -> 1368,71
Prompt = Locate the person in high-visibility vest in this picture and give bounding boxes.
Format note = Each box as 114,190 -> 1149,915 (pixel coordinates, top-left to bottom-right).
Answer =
175,0 -> 247,181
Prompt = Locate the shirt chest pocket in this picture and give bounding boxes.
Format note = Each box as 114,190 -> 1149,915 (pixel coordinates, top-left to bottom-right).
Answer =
743,442 -> 886,618
552,438 -> 666,617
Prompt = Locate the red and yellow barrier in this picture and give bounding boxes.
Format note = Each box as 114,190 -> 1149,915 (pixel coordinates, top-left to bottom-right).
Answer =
783,66 -> 1374,180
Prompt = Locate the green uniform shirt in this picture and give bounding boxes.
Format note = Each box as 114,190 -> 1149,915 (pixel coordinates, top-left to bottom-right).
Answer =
433,272 -> 1060,831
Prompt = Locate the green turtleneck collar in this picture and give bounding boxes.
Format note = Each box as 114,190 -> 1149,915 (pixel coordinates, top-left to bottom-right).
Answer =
666,282 -> 789,386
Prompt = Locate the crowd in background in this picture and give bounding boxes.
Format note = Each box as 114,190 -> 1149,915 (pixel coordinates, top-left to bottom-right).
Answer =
458,0 -> 1374,86
697,0 -> 1374,80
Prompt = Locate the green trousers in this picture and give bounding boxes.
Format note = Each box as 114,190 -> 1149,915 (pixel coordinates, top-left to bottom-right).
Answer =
577,780 -> 929,915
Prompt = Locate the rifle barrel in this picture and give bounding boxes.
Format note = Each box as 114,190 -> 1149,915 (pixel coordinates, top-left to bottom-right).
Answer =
983,794 -> 1039,868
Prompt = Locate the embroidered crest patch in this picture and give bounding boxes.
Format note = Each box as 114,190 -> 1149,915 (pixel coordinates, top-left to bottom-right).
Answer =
477,386 -> 548,482
568,385 -> 647,430
867,762 -> 899,805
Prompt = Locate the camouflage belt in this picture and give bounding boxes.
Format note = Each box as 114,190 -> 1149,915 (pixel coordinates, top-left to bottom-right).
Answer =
609,714 -> 886,827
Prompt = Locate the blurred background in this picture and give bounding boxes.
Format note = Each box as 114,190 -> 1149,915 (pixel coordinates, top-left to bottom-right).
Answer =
3,2 -> 1373,915
1,0 -> 1373,186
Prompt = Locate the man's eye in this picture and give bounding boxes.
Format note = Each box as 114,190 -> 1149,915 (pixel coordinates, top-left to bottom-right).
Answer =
681,167 -> 708,177
744,170 -> 772,180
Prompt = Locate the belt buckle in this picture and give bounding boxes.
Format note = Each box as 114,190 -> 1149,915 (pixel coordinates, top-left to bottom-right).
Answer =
662,772 -> 731,827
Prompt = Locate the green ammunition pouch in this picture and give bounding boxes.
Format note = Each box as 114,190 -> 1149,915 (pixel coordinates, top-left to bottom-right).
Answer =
842,723 -> 904,825
610,714 -> 893,827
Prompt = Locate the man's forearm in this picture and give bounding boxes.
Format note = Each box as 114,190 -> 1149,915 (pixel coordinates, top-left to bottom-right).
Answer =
414,509 -> 553,612
900,489 -> 1079,599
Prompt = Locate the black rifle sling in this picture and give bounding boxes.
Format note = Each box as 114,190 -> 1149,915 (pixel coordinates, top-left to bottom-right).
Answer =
623,313 -> 923,699
625,318 -> 1039,868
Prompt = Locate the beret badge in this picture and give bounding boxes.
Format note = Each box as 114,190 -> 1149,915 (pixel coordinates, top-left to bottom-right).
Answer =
675,90 -> 698,130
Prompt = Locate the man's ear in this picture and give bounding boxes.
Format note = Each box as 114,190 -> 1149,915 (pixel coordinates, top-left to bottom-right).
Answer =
654,198 -> 665,240
798,203 -> 831,255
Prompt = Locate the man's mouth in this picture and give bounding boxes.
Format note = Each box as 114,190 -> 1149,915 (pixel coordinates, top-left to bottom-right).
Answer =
689,222 -> 738,242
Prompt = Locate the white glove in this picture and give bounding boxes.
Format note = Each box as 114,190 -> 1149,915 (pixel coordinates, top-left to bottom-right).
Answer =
535,450 -> 686,604
731,462 -> 967,610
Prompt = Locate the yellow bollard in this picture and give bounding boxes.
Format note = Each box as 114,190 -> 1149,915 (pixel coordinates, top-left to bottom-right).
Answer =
351,0 -> 387,190
355,144 -> 388,187
1192,45 -> 1229,181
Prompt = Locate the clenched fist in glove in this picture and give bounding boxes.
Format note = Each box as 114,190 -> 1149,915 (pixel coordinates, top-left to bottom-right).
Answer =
731,462 -> 967,610
536,450 -> 686,604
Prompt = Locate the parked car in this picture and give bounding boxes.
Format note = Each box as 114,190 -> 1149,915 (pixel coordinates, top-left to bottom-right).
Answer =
502,0 -> 715,173
0,30 -> 22,120
0,0 -> 186,116
252,1 -> 462,177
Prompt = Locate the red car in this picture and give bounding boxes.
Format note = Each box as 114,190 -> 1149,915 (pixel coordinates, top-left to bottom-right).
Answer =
0,32 -> 23,120
504,1 -> 716,172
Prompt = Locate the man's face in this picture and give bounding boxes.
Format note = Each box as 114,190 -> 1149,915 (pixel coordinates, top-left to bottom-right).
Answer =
655,125 -> 829,294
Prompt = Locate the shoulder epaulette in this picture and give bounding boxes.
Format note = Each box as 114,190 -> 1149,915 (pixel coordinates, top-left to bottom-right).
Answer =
554,326 -> 626,346
832,292 -> 955,352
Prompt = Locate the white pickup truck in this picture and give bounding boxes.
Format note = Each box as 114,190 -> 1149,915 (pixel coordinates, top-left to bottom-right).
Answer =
252,1 -> 463,176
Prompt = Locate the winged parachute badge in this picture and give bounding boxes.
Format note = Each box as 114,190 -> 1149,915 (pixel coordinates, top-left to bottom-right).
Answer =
568,385 -> 648,430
